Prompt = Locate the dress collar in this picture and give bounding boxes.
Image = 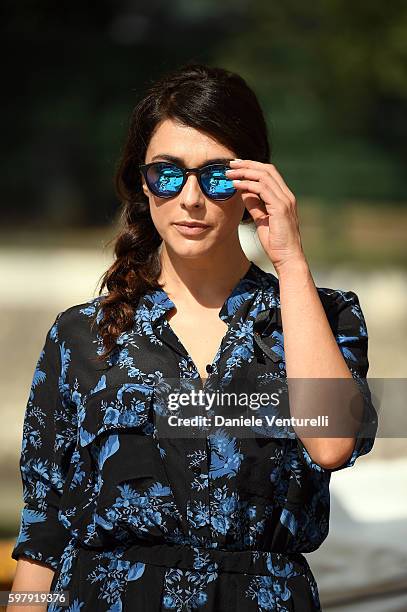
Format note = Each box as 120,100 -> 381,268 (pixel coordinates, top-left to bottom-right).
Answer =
139,260 -> 277,327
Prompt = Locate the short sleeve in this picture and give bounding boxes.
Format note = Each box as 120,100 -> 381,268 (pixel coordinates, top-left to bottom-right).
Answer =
11,312 -> 76,570
296,289 -> 378,473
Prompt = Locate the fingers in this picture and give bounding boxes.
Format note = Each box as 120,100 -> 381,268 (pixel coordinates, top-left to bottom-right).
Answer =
228,159 -> 296,204
231,178 -> 275,206
244,196 -> 269,224
227,167 -> 287,203
267,164 -> 296,203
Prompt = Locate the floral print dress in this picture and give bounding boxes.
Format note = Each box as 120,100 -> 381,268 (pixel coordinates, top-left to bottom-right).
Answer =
11,261 -> 378,611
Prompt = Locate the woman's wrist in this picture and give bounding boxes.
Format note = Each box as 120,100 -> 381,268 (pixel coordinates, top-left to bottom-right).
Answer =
274,255 -> 312,288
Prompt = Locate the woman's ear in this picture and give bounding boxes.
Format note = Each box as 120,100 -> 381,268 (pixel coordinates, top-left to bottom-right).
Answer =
141,176 -> 149,198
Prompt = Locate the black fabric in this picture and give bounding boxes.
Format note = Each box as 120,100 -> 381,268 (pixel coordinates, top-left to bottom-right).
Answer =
11,261 -> 377,611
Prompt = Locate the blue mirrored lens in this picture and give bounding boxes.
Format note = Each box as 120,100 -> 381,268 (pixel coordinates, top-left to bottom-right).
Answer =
200,165 -> 236,200
146,163 -> 184,196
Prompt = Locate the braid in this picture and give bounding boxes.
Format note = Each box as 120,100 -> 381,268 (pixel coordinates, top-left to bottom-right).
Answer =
95,203 -> 162,361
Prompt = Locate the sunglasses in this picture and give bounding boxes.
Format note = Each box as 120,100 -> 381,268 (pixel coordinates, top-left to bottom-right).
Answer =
139,161 -> 237,201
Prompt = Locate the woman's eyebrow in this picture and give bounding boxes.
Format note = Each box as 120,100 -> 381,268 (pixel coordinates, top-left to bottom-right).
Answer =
151,154 -> 233,165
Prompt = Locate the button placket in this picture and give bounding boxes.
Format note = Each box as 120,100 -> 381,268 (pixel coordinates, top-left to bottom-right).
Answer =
186,341 -> 223,541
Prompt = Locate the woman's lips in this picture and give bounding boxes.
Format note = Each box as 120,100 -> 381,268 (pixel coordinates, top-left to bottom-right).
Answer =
173,223 -> 210,236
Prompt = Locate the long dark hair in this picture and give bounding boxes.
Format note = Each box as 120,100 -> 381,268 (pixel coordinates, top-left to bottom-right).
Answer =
96,63 -> 271,360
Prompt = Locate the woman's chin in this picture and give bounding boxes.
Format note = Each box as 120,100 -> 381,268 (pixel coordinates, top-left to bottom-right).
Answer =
166,242 -> 215,260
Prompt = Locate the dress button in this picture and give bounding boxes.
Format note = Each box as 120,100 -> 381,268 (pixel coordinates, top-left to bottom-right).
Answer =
205,364 -> 213,374
191,464 -> 202,474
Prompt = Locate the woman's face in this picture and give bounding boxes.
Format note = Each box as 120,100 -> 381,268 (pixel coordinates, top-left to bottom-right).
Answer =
141,118 -> 247,260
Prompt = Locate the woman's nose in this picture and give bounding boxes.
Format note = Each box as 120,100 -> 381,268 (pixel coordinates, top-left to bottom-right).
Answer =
180,173 -> 205,206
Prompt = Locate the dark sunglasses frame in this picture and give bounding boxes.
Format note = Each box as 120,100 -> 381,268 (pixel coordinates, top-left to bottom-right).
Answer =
139,160 -> 237,201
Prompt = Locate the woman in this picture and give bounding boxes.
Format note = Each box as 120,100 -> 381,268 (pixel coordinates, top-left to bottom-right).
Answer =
10,64 -> 377,611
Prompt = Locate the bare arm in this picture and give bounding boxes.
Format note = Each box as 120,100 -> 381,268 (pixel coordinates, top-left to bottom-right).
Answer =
278,257 -> 364,469
7,558 -> 54,612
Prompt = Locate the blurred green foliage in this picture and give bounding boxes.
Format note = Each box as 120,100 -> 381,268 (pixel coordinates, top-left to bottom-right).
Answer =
1,1 -> 406,227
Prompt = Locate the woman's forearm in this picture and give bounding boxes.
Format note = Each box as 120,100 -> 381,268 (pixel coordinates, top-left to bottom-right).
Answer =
277,256 -> 364,469
7,557 -> 54,612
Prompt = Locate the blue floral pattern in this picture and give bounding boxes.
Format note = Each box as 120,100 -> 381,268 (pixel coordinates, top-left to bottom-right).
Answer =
11,261 -> 378,611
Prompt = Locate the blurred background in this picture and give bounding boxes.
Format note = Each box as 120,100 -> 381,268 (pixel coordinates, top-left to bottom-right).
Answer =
1,2 -> 406,610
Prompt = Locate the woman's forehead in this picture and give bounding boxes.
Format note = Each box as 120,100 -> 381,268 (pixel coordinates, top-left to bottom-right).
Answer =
146,118 -> 235,163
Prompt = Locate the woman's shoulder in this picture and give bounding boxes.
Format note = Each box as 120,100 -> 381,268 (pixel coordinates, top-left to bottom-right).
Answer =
259,266 -> 365,330
52,294 -> 107,339
316,285 -> 363,316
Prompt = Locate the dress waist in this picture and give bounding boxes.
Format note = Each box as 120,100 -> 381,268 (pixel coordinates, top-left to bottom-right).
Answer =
79,541 -> 311,578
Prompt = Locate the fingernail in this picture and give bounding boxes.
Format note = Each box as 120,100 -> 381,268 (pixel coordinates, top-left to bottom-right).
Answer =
231,158 -> 242,162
